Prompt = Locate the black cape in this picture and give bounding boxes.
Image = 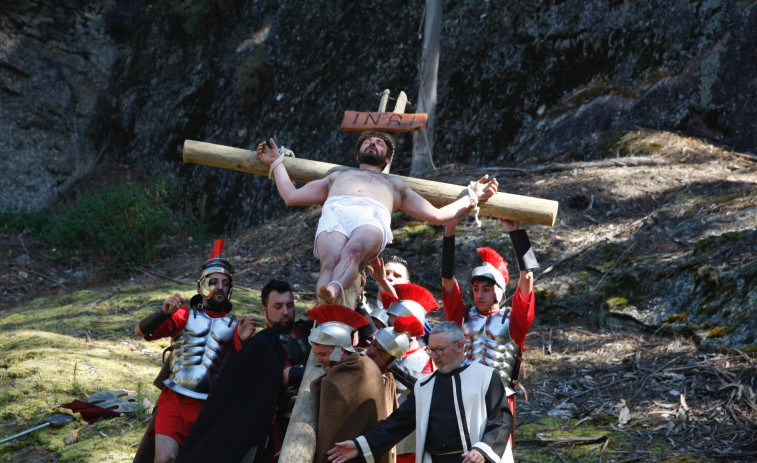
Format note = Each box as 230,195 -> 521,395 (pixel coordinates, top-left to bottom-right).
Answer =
176,328 -> 286,463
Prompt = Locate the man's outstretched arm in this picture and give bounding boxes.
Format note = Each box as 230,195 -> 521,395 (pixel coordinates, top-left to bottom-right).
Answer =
257,138 -> 331,206
399,175 -> 498,226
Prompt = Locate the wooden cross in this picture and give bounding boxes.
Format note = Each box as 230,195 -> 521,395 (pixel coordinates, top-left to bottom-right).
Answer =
182,141 -> 559,226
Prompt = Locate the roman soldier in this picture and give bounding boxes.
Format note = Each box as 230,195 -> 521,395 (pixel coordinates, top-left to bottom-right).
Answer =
133,239 -> 240,463
441,218 -> 539,451
307,304 -> 394,463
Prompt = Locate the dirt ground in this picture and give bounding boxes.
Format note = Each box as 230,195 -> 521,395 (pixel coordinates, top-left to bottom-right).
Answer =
2,129 -> 755,461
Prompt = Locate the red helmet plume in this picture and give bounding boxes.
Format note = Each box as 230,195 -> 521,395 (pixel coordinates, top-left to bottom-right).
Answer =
475,247 -> 509,284
306,304 -> 368,329
393,283 -> 439,312
209,239 -> 225,259
392,315 -> 424,338
379,291 -> 399,309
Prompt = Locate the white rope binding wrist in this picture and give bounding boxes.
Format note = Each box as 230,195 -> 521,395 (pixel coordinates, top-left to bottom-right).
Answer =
467,181 -> 482,228
268,146 -> 295,179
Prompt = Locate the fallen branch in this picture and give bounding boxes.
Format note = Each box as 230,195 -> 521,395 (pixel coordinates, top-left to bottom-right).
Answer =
134,266 -> 257,293
469,156 -> 667,176
28,270 -> 66,289
519,435 -> 609,446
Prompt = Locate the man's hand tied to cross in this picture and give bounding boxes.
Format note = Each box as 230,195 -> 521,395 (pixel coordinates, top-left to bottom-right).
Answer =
257,133 -> 498,305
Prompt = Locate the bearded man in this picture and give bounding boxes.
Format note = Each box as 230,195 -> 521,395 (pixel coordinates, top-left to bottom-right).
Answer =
176,279 -> 313,463
256,132 -> 498,305
133,240 -> 247,463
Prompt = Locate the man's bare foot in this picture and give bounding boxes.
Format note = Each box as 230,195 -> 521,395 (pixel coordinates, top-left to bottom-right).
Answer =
317,281 -> 343,305
318,284 -> 336,304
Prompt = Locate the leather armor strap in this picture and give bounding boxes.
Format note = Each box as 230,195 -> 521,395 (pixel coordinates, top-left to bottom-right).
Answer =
283,335 -> 311,367
509,229 -> 540,271
139,308 -> 171,335
356,300 -> 378,342
441,235 -> 456,279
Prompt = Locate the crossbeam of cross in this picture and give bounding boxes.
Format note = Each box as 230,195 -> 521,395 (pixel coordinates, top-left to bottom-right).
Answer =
183,140 -> 559,227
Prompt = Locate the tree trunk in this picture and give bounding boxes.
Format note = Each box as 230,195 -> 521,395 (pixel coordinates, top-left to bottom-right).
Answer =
411,0 -> 441,176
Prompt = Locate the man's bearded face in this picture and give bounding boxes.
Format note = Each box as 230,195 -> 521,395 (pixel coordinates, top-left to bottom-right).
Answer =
358,137 -> 390,167
203,274 -> 231,310
263,290 -> 295,333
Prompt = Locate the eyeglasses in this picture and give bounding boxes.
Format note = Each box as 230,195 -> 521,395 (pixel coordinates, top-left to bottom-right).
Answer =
425,344 -> 451,357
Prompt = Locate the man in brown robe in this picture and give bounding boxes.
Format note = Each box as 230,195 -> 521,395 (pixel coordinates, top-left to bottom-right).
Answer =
307,304 -> 395,463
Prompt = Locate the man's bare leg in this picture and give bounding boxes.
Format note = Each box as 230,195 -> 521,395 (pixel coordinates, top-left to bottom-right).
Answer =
316,226 -> 383,305
154,434 -> 180,463
315,231 -> 349,304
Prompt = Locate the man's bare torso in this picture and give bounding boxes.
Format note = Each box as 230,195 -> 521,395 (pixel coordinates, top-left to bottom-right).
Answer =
326,169 -> 404,212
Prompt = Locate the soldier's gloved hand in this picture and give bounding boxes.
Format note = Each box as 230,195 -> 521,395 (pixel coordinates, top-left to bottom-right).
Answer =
283,336 -> 309,366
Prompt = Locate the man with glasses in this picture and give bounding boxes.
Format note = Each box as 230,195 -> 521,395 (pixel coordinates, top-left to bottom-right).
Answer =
327,321 -> 514,463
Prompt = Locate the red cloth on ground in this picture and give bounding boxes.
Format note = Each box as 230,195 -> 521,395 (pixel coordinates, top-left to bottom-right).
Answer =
58,400 -> 121,423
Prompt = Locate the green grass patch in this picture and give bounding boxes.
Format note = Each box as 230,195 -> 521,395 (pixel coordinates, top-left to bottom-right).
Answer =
515,416 -> 632,462
0,280 -> 266,462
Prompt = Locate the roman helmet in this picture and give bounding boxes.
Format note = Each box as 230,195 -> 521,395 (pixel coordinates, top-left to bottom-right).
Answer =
382,283 -> 439,326
307,304 -> 369,362
470,247 -> 509,306
374,315 -> 423,360
369,304 -> 390,327
197,239 -> 234,300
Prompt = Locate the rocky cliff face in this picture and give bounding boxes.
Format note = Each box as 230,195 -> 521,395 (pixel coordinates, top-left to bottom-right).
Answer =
0,0 -> 118,211
2,0 -> 756,226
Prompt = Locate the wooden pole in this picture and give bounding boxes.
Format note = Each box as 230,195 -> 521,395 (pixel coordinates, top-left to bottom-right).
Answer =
277,351 -> 323,463
183,140 -> 559,227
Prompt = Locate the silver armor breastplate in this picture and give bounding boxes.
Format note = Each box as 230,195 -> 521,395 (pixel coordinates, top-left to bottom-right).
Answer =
164,308 -> 237,399
463,307 -> 520,384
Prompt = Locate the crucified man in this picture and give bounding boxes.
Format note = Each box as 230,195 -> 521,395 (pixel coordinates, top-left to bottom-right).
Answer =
257,132 -> 498,305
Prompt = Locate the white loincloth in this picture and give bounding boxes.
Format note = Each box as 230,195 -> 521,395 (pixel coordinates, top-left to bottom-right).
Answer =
314,195 -> 393,259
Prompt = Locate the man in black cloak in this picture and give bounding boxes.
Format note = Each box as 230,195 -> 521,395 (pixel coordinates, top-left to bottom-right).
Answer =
176,279 -> 312,463
175,327 -> 286,462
